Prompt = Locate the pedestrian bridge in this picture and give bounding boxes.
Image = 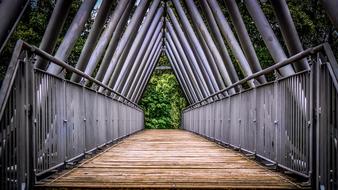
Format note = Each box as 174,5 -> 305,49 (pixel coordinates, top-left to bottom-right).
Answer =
0,0 -> 337,189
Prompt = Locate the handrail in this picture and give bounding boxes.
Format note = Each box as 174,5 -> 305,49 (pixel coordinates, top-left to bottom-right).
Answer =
18,41 -> 142,110
184,44 -> 324,111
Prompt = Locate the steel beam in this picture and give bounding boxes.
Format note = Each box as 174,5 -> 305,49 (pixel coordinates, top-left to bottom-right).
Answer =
129,36 -> 163,100
224,0 -> 267,84
47,0 -> 96,75
166,42 -> 199,103
182,0 -> 236,93
270,0 -> 310,72
126,31 -> 163,99
170,1 -> 222,92
99,0 -> 150,89
35,0 -> 72,70
244,0 -> 294,77
167,9 -> 213,96
113,6 -> 163,93
166,24 -> 205,100
71,0 -> 114,82
134,45 -> 163,102
321,0 -> 338,29
121,20 -> 163,97
0,0 -> 29,53
84,0 -> 132,85
205,0 -> 255,88
165,49 -> 193,104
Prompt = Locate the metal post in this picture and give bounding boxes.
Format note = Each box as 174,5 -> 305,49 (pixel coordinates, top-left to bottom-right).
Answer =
134,45 -> 163,102
35,0 -> 73,70
170,2 -> 222,91
166,24 -> 205,100
244,0 -> 294,77
71,0 -> 114,82
166,40 -> 199,103
99,0 -> 150,87
121,21 -> 163,97
205,0 -> 255,88
83,0 -> 132,84
183,0 -> 238,90
165,49 -> 193,104
270,0 -> 310,72
129,38 -> 163,101
126,32 -> 163,99
113,5 -> 163,92
321,0 -> 338,29
47,0 -> 96,75
224,0 -> 267,84
167,9 -> 214,96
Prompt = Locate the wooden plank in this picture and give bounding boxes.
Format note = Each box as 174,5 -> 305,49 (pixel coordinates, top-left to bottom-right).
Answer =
36,129 -> 304,189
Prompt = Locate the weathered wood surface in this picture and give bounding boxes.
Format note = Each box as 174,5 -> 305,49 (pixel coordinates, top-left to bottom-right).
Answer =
37,129 -> 302,189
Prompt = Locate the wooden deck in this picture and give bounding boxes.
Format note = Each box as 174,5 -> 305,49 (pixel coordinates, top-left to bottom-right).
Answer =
37,130 -> 302,189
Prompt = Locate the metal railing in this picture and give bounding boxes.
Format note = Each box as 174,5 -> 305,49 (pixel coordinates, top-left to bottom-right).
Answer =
182,43 -> 338,190
0,40 -> 144,190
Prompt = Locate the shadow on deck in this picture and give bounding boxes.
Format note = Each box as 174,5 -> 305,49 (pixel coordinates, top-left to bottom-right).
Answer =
36,130 -> 306,189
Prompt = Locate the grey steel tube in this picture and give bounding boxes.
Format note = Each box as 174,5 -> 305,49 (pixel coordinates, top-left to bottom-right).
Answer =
71,0 -> 114,82
126,32 -> 163,99
244,0 -> 294,77
205,0 -> 255,88
47,0 -> 96,75
35,0 -> 72,70
128,38 -> 163,100
166,25 -> 204,100
83,0 -> 132,84
165,49 -> 193,104
121,21 -> 163,96
99,0 -> 150,88
166,42 -> 199,103
133,45 -> 163,102
169,2 -> 221,92
113,5 -> 163,92
182,0 -> 236,91
270,0 -> 310,72
224,0 -> 267,84
0,0 -> 29,53
321,0 -> 338,29
167,10 -> 213,96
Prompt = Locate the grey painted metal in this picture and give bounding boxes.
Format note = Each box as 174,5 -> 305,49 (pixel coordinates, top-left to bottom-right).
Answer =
167,9 -> 213,96
224,0 -> 267,84
205,0 -> 255,88
47,0 -> 96,75
166,24 -> 205,100
182,0 -> 236,91
35,0 -> 73,70
321,0 -> 338,29
99,0 -> 150,88
165,49 -> 193,104
121,20 -> 163,97
244,0 -> 294,77
113,5 -> 163,93
129,38 -> 163,101
83,0 -> 132,84
0,40 -> 144,190
155,66 -> 172,70
71,0 -> 114,82
134,46 -> 163,102
166,41 -> 199,103
0,0 -> 29,53
170,1 -> 222,92
126,30 -> 163,99
270,0 -> 309,72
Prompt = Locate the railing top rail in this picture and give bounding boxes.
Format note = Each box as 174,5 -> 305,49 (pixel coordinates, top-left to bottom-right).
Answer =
18,41 -> 142,110
183,43 -> 325,111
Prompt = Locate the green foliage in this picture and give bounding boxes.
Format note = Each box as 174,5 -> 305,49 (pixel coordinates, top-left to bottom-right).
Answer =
139,54 -> 187,129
